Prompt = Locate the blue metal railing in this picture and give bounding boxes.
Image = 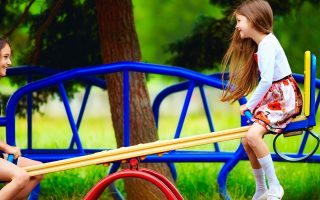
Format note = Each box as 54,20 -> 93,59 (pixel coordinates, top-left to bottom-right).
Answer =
3,62 -> 229,160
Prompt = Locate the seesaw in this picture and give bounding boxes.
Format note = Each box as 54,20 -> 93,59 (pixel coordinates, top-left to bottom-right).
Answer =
24,125 -> 249,176
20,126 -> 249,200
12,51 -> 318,199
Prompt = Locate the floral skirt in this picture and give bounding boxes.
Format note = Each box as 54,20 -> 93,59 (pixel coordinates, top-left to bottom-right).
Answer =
252,75 -> 303,134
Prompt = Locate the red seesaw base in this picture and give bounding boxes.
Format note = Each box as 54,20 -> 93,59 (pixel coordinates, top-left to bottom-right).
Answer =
84,158 -> 184,200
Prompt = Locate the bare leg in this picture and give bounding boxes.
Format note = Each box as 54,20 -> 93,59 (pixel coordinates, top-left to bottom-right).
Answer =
242,124 -> 269,200
0,158 -> 30,200
245,123 -> 269,158
14,157 -> 43,200
245,123 -> 284,200
242,137 -> 261,169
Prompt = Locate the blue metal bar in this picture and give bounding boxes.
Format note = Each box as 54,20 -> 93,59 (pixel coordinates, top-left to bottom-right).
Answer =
218,144 -> 245,200
298,131 -> 310,155
19,149 -> 320,163
152,75 -> 224,128
310,54 -> 317,119
145,153 -> 235,162
4,63 -> 229,148
152,82 -> 192,128
6,111 -> 16,146
69,84 -> 92,149
163,81 -> 196,188
199,85 -> 220,152
316,91 -> 320,114
28,184 -> 41,200
143,153 -> 320,162
58,84 -> 84,153
199,85 -> 214,132
174,81 -> 195,139
76,84 -> 92,129
166,162 -> 177,181
27,75 -> 33,149
107,162 -> 123,200
123,71 -> 130,147
238,97 -> 250,126
7,63 -> 224,101
7,66 -> 107,90
0,117 -> 7,126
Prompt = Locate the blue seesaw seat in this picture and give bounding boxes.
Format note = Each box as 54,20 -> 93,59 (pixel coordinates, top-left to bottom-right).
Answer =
272,51 -> 319,161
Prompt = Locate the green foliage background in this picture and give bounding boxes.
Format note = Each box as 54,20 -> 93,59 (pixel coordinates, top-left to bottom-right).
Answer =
2,0 -> 320,73
133,1 -> 320,76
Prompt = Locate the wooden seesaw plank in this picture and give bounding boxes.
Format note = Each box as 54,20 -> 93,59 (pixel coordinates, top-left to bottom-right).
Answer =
24,126 -> 249,176
24,126 -> 249,172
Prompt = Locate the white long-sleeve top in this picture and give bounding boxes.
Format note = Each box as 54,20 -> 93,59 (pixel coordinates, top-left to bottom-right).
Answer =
246,33 -> 292,111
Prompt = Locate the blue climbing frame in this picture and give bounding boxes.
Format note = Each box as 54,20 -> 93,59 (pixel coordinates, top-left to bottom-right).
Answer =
0,53 -> 319,200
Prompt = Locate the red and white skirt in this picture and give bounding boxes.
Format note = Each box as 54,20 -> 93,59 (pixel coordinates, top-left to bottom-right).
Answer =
252,75 -> 303,134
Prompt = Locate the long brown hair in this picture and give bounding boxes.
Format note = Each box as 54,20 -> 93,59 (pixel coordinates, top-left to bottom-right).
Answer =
221,0 -> 273,102
0,37 -> 10,50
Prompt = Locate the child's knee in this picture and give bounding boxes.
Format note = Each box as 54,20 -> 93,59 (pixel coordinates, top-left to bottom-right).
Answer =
12,169 -> 30,189
34,174 -> 44,182
241,137 -> 249,147
31,161 -> 44,182
246,130 -> 260,147
31,159 -> 42,166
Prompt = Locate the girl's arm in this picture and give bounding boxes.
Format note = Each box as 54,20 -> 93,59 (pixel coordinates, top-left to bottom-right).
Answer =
0,140 -> 11,151
0,140 -> 21,159
246,41 -> 275,111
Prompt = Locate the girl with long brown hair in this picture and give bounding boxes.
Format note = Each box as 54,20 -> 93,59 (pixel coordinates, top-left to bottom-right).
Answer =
221,1 -> 302,199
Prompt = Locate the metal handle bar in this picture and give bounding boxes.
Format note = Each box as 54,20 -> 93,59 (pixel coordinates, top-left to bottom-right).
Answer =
273,130 -> 320,162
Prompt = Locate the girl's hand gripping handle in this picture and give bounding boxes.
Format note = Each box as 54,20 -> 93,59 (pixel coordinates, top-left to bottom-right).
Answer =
7,154 -> 18,165
244,110 -> 254,124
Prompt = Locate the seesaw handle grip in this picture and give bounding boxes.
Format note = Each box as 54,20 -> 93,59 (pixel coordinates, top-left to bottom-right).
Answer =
7,154 -> 17,165
244,110 -> 253,124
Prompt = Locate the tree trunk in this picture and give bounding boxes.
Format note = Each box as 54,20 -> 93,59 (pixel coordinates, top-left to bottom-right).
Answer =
95,0 -> 173,199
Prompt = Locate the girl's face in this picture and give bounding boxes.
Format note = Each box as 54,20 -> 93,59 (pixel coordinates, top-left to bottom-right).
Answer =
235,14 -> 253,39
0,43 -> 12,77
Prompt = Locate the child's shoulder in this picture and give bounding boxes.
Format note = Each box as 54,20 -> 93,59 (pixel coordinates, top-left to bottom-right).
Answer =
262,33 -> 277,43
259,33 -> 280,50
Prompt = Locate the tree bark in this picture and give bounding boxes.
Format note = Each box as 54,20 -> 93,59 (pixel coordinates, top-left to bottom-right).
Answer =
95,0 -> 173,199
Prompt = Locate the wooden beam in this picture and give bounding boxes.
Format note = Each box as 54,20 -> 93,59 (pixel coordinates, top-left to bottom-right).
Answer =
24,126 -> 249,176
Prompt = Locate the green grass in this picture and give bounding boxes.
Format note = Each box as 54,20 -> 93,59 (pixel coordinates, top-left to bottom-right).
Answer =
1,109 -> 320,200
